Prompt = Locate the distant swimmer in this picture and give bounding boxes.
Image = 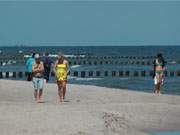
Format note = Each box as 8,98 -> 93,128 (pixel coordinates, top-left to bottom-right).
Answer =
26,53 -> 35,81
153,53 -> 166,95
54,52 -> 69,103
32,53 -> 45,102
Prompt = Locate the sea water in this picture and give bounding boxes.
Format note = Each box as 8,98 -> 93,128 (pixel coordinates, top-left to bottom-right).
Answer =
150,131 -> 180,135
1,46 -> 180,95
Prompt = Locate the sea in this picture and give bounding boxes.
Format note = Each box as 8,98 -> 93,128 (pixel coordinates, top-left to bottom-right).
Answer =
0,46 -> 180,95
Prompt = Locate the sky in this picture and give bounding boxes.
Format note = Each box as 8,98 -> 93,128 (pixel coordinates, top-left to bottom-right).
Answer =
0,1 -> 180,46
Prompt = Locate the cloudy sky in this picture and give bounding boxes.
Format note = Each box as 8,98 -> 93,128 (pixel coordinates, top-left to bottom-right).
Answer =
0,1 -> 180,46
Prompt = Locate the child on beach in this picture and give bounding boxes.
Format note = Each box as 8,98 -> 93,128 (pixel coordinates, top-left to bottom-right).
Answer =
32,53 -> 44,102
153,53 -> 166,95
54,52 -> 69,103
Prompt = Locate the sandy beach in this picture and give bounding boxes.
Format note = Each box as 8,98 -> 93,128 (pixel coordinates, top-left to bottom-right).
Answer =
0,79 -> 180,135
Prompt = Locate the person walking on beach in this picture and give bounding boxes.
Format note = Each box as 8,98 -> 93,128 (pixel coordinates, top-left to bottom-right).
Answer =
54,52 -> 69,103
32,53 -> 44,102
26,53 -> 35,81
153,53 -> 166,95
41,52 -> 53,83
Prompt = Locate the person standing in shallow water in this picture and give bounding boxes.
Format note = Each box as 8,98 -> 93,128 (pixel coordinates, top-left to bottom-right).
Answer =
153,53 -> 166,95
54,53 -> 69,103
32,53 -> 44,102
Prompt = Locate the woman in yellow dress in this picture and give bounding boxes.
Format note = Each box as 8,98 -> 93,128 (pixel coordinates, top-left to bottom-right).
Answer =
54,53 -> 69,102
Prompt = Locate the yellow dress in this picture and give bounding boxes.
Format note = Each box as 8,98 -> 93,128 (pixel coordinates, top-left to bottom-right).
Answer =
56,64 -> 68,81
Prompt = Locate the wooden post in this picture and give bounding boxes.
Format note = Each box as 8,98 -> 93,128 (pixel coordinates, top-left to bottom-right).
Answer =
88,71 -> 93,77
0,72 -> 2,78
104,71 -> 108,77
73,61 -> 77,65
25,72 -> 28,77
13,72 -> 16,78
134,71 -> 139,77
119,71 -> 123,77
96,71 -> 101,77
177,71 -> 180,77
125,71 -> 130,77
81,71 -> 86,78
78,61 -> 82,65
94,61 -> 97,65
18,72 -> 23,78
6,72 -> 9,78
88,61 -> 92,65
83,61 -> 86,65
73,71 -> 78,77
112,71 -> 116,77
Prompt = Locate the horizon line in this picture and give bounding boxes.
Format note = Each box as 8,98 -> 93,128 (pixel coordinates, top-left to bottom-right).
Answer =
0,45 -> 180,47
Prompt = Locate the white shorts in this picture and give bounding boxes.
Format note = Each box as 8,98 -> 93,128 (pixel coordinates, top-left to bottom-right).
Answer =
33,77 -> 44,90
154,76 -> 164,85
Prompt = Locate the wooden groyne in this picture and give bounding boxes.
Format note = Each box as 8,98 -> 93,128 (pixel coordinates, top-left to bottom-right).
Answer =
0,55 -> 158,66
0,70 -> 179,79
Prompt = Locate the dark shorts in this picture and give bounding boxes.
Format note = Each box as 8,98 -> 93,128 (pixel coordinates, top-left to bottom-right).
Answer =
43,71 -> 50,81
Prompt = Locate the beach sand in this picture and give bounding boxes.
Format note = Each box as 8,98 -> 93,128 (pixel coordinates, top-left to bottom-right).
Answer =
0,79 -> 180,135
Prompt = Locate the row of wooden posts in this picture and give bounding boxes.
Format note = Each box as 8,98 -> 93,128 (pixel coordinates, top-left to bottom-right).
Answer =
68,60 -> 153,66
0,70 -> 180,78
0,55 -> 158,66
67,55 -> 157,60
0,60 -> 154,66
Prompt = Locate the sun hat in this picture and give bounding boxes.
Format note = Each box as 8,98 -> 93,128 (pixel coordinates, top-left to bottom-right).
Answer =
34,54 -> 40,59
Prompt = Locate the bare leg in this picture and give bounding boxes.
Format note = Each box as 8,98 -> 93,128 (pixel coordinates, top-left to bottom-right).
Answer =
38,89 -> 43,100
154,85 -> 158,94
62,81 -> 67,100
57,82 -> 63,102
157,83 -> 161,95
59,88 -> 63,102
34,90 -> 38,101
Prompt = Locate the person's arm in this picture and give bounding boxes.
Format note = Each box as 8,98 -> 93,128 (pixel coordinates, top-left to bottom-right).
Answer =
26,59 -> 29,70
32,63 -> 38,73
53,60 -> 58,76
39,62 -> 44,72
32,63 -> 44,73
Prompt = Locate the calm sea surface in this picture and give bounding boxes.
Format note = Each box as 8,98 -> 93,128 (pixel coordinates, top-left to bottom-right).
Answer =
0,46 -> 180,95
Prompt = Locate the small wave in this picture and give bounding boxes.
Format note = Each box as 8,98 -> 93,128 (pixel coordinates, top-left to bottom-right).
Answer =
69,77 -> 102,81
71,65 -> 81,68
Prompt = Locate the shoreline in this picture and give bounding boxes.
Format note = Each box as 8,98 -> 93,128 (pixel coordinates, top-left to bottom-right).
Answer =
0,79 -> 180,135
2,77 -> 180,96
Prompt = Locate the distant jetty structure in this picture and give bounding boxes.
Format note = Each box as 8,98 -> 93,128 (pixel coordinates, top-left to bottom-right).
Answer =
0,52 -> 179,78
